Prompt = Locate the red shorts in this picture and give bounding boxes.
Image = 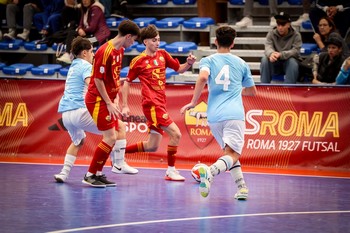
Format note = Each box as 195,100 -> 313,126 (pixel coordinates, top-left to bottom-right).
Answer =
143,105 -> 173,135
85,95 -> 118,131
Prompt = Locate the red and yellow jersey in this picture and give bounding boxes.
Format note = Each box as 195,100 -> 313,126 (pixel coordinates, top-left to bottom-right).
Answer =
127,49 -> 180,106
86,40 -> 124,102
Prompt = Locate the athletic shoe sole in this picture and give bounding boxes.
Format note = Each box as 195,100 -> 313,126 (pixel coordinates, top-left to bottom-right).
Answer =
198,167 -> 210,197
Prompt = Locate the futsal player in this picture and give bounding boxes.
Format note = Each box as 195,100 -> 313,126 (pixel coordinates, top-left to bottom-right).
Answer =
121,24 -> 196,181
181,26 -> 257,199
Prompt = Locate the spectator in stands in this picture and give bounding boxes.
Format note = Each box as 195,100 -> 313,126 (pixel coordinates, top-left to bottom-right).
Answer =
336,56 -> 350,84
3,0 -> 42,41
57,0 -> 110,64
312,34 -> 345,84
309,0 -> 350,38
98,0 -> 111,18
260,12 -> 302,84
33,0 -> 65,38
61,0 -> 81,30
0,0 -> 9,40
292,0 -> 311,27
235,0 -> 279,28
313,16 -> 349,56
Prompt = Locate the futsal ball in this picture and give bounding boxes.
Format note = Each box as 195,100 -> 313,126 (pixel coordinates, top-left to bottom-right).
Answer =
191,163 -> 208,183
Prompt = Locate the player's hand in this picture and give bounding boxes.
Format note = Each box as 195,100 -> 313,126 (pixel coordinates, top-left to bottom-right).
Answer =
187,53 -> 197,66
180,103 -> 195,115
106,102 -> 119,121
121,106 -> 130,118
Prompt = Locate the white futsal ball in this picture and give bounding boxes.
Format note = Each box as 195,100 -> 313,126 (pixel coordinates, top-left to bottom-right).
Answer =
191,163 -> 208,183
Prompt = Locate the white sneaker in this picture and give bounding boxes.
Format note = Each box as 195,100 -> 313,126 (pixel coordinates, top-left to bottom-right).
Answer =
165,169 -> 185,181
291,13 -> 309,27
111,162 -> 138,174
3,29 -> 16,40
198,166 -> 213,198
270,16 -> 277,27
235,16 -> 253,28
54,172 -> 68,183
234,187 -> 249,200
17,29 -> 30,41
57,53 -> 72,64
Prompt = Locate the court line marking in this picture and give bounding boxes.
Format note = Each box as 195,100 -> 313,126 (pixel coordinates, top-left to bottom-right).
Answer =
47,210 -> 350,233
1,162 -> 350,179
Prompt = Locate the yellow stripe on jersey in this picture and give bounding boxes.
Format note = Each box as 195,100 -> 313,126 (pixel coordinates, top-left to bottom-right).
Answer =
129,52 -> 147,69
150,105 -> 157,128
102,41 -> 113,65
92,96 -> 101,123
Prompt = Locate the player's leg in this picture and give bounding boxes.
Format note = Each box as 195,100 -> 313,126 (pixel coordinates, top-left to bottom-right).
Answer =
111,120 -> 138,174
162,122 -> 185,181
83,127 -> 117,187
54,110 -> 87,183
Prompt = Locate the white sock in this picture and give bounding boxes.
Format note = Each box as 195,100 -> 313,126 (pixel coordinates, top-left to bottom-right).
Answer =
111,139 -> 127,166
210,155 -> 233,176
62,154 -> 76,175
167,166 -> 175,172
229,161 -> 247,189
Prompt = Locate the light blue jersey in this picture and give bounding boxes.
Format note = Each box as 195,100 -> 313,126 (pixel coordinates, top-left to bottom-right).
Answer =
199,53 -> 254,123
58,58 -> 92,113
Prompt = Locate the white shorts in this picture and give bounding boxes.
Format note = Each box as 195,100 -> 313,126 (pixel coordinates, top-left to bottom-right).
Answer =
209,120 -> 245,155
62,108 -> 101,146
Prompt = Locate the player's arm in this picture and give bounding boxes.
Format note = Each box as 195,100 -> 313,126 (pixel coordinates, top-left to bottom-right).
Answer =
121,81 -> 131,117
94,78 -> 119,120
177,53 -> 196,73
180,70 -> 208,114
242,86 -> 257,96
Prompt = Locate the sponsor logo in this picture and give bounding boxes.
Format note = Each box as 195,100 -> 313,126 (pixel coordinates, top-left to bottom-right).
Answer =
183,101 -> 214,149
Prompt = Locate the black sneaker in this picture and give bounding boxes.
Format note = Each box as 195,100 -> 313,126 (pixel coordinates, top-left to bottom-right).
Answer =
82,174 -> 106,188
97,174 -> 116,187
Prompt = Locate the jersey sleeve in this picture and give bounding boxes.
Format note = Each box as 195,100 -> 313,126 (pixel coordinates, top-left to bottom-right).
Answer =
241,62 -> 255,87
163,50 -> 180,71
91,46 -> 109,81
127,56 -> 142,82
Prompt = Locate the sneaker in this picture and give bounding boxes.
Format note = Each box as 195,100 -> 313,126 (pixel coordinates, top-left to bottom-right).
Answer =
198,166 -> 213,198
112,163 -> 138,174
54,172 -> 68,183
97,174 -> 116,187
234,187 -> 249,200
3,29 -> 16,40
270,16 -> 277,27
291,13 -> 309,27
164,170 -> 185,181
235,16 -> 253,28
82,174 -> 106,188
57,53 -> 72,65
17,29 -> 30,41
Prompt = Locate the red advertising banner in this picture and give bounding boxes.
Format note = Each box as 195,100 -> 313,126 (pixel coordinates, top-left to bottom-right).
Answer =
1,79 -> 349,174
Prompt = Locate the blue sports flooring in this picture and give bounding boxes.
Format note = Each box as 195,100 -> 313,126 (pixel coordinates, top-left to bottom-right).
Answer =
1,163 -> 350,233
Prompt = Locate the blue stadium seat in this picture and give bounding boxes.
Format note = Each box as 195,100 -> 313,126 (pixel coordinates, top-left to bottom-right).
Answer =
2,63 -> 34,75
106,17 -> 126,28
165,41 -> 197,53
120,66 -> 129,78
0,39 -> 24,50
166,67 -> 178,79
0,63 -> 5,70
59,66 -> 70,76
146,0 -> 168,4
31,64 -> 62,75
125,41 -> 139,52
301,20 -> 313,30
172,0 -> 196,4
155,17 -> 184,28
133,17 -> 157,28
183,17 -> 215,29
229,0 -> 244,4
288,0 -> 302,5
24,41 -> 48,51
136,41 -> 166,52
300,43 -> 318,55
